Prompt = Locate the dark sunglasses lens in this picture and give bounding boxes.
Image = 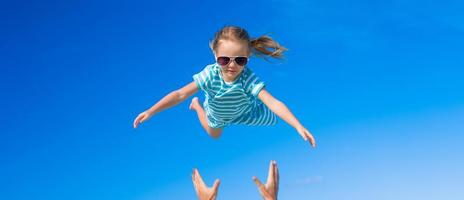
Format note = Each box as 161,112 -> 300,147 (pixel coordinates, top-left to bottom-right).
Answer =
235,57 -> 248,66
217,57 -> 230,66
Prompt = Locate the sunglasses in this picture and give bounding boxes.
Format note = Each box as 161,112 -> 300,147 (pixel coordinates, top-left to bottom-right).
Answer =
216,56 -> 249,67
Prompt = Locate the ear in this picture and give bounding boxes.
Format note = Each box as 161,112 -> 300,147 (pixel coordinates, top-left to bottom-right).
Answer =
247,48 -> 252,57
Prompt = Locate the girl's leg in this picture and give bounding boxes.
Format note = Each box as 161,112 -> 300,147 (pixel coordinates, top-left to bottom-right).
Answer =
189,97 -> 223,138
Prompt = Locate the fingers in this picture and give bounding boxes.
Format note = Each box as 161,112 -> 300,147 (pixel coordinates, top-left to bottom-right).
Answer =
274,161 -> 279,184
192,168 -> 200,195
302,133 -> 309,141
133,116 -> 140,128
139,114 -> 147,124
133,112 -> 151,129
212,179 -> 221,193
306,131 -> 316,148
193,168 -> 205,185
301,132 -> 309,141
267,160 -> 275,185
310,137 -> 316,148
267,160 -> 279,197
209,179 -> 220,200
298,129 -> 308,141
253,176 -> 272,199
274,161 -> 279,196
133,114 -> 145,128
301,128 -> 316,148
194,168 -> 207,188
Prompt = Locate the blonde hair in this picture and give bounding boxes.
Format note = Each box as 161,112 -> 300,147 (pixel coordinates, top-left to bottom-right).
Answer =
209,25 -> 288,59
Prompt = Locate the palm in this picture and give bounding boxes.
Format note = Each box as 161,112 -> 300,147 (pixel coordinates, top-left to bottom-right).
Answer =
192,169 -> 220,200
253,160 -> 279,200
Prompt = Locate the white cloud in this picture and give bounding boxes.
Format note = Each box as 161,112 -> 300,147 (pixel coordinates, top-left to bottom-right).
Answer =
294,175 -> 323,185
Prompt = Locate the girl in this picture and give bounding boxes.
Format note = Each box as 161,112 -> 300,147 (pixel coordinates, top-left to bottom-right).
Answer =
133,26 -> 316,148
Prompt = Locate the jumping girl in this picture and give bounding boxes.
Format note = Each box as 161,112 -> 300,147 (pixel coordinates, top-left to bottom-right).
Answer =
133,25 -> 316,148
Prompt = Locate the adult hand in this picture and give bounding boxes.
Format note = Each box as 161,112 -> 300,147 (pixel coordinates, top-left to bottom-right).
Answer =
192,168 -> 220,200
253,160 -> 279,200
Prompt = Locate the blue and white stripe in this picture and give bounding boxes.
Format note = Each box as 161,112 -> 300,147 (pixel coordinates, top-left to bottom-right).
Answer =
193,63 -> 278,128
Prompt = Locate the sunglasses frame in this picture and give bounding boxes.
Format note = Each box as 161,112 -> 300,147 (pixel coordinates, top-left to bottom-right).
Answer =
215,56 -> 249,67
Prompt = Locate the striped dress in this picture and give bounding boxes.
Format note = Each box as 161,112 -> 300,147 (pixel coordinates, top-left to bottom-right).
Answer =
193,63 -> 278,128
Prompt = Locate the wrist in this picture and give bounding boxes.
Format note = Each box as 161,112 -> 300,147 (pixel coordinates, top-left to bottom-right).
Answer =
294,124 -> 304,130
146,109 -> 156,116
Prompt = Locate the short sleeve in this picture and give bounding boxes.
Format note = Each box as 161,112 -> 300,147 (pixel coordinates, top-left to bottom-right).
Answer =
242,67 -> 265,97
193,64 -> 214,91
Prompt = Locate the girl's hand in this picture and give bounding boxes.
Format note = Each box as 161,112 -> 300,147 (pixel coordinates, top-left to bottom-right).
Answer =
133,110 -> 153,128
296,125 -> 316,148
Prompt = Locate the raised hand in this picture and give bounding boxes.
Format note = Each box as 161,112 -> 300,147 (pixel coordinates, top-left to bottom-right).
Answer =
253,160 -> 279,200
192,168 -> 220,200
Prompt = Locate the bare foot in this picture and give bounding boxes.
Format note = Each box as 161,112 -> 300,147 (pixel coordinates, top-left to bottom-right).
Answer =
190,97 -> 200,110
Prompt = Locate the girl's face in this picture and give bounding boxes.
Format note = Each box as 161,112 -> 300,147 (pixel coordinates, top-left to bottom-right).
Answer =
214,39 -> 250,82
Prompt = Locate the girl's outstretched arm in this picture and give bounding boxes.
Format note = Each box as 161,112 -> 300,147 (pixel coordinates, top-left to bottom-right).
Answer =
133,81 -> 198,128
258,88 -> 316,148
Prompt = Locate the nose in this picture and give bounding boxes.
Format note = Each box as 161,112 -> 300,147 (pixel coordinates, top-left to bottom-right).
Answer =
223,60 -> 237,69
228,60 -> 239,68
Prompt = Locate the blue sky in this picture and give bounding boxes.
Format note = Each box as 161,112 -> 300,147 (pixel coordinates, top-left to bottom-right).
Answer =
1,0 -> 463,199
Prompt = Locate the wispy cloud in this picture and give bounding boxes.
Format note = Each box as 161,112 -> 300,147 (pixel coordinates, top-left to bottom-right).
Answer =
294,175 -> 323,185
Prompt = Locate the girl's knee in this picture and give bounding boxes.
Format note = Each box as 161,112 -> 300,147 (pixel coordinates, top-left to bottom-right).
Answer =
207,128 -> 223,139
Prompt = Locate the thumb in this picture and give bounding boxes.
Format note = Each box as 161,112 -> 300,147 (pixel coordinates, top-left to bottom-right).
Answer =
253,176 -> 270,198
253,176 -> 265,188
297,129 -> 308,140
300,132 -> 308,141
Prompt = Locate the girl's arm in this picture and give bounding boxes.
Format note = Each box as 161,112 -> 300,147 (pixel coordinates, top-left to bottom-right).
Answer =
258,88 -> 316,147
147,81 -> 199,115
133,81 -> 198,128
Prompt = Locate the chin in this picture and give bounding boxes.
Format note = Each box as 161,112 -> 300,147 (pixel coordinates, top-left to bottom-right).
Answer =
226,75 -> 237,80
